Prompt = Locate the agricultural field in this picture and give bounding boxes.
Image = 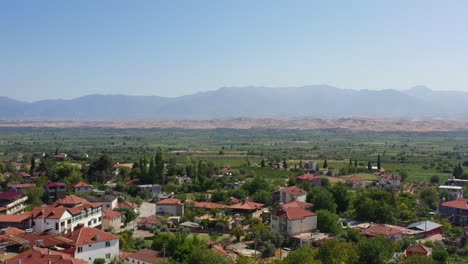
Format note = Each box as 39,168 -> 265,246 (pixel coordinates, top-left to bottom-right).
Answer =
0,127 -> 467,183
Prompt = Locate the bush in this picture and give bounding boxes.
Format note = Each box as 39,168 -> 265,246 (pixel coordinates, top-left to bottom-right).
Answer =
430,175 -> 440,184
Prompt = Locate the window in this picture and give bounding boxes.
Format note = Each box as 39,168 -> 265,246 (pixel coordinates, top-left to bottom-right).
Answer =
67,219 -> 71,224
105,241 -> 111,247
88,221 -> 91,226
105,254 -> 111,259
77,247 -> 83,253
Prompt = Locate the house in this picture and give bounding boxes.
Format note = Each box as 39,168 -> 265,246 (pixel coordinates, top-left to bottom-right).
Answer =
6,230 -> 76,248
102,210 -> 122,232
7,183 -> 36,191
168,176 -> 191,185
34,152 -> 46,158
439,185 -> 463,200
296,174 -> 321,186
365,224 -> 402,240
123,249 -> 161,264
0,213 -> 32,229
228,201 -> 265,218
11,162 -> 23,172
0,190 -> 28,215
156,198 -> 184,217
271,203 -> 317,236
407,220 -> 443,238
447,178 -> 468,186
72,182 -> 93,194
53,153 -> 68,160
279,186 -> 307,203
439,198 -> 468,226
44,182 -> 68,202
224,181 -> 245,190
376,173 -> 400,188
65,227 -> 120,264
137,184 -> 162,198
405,244 -> 432,256
137,215 -> 172,230
303,161 -> 317,172
118,201 -> 139,215
346,176 -> 368,188
16,171 -> 31,179
85,195 -> 118,210
5,246 -> 87,264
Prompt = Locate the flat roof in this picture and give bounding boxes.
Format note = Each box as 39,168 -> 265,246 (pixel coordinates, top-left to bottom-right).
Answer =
439,185 -> 463,190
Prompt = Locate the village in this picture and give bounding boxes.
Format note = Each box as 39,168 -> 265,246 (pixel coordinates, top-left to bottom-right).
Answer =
0,150 -> 466,264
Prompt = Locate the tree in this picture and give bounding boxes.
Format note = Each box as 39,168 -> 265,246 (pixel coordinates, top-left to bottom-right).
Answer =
377,154 -> 381,171
25,185 -> 45,206
330,182 -> 350,213
93,259 -> 106,264
30,156 -> 36,175
283,159 -> 288,169
430,175 -> 440,184
155,150 -> 165,185
405,255 -> 436,264
281,246 -> 320,264
311,187 -> 337,213
367,161 -> 372,171
261,159 -> 265,168
315,163 -> 320,171
431,248 -> 448,263
323,159 -> 328,168
317,210 -> 342,235
88,155 -> 113,183
349,159 -> 352,166
317,239 -> 359,264
118,208 -> 137,224
419,188 -> 438,210
453,162 -> 464,178
358,236 -> 397,264
354,160 -> 358,167
232,227 -> 245,242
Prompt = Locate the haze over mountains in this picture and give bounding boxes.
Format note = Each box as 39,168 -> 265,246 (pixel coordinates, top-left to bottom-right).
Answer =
1,85 -> 467,120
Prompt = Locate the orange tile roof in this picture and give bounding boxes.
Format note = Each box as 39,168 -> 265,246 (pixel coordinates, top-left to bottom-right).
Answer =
229,201 -> 264,211
296,174 -> 321,181
281,186 -> 307,197
72,182 -> 92,188
65,227 -> 119,246
193,201 -> 226,209
103,210 -> 121,220
118,200 -> 138,209
365,224 -> 402,237
273,207 -> 316,220
2,227 -> 26,235
126,249 -> 161,263
53,195 -> 91,206
138,215 -> 166,225
405,244 -> 431,256
32,206 -> 69,219
0,213 -> 32,223
281,201 -> 312,210
211,245 -> 228,256
5,247 -> 87,264
440,198 -> 468,210
15,231 -> 75,247
156,198 -> 182,205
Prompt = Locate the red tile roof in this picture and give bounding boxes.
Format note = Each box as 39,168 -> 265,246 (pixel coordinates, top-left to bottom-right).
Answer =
103,210 -> 121,220
379,173 -> 400,180
156,198 -> 183,205
273,207 -> 316,220
125,179 -> 140,185
281,201 -> 312,210
212,245 -> 228,256
440,198 -> 468,210
16,172 -> 31,178
229,201 -> 264,211
15,231 -> 75,247
5,247 -> 87,264
0,190 -> 23,201
138,215 -> 166,225
65,227 -> 119,246
193,201 -> 226,209
296,174 -> 321,181
365,224 -> 402,237
72,182 -> 92,188
2,227 -> 26,235
45,182 -> 67,188
126,249 -> 161,263
281,186 -> 307,197
0,213 -> 32,223
53,195 -> 92,207
118,201 -> 138,209
405,244 -> 431,256
8,183 -> 36,189
32,206 -> 69,219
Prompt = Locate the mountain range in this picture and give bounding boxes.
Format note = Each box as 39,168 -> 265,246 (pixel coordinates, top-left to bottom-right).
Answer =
1,85 -> 467,120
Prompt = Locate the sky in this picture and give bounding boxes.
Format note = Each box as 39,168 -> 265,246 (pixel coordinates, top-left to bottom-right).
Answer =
1,1 -> 468,101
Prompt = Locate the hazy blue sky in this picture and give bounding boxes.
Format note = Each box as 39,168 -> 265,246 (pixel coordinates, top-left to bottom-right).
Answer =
1,1 -> 467,101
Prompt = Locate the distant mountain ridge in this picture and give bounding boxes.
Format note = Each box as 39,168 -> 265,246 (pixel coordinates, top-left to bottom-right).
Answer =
1,85 -> 467,120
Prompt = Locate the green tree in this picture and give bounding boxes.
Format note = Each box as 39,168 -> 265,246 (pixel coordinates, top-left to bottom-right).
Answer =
323,159 -> 328,168
261,159 -> 265,168
317,210 -> 342,235
405,255 -> 436,264
311,187 -> 337,213
280,246 -> 320,264
155,150 -> 165,185
118,208 -> 137,224
283,159 -> 288,169
419,188 -> 438,210
354,160 -> 358,167
93,259 -> 105,264
232,227 -> 245,242
330,182 -> 350,213
430,175 -> 440,184
377,154 -> 381,170
358,236 -> 397,264
367,161 -> 372,171
431,248 -> 448,263
29,156 -> 36,175
317,239 -> 359,264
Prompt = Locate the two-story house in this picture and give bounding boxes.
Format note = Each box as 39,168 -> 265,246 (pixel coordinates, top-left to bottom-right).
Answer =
279,186 -> 307,203
439,198 -> 468,226
72,182 -> 93,194
439,185 -> 463,200
44,182 -> 68,202
156,198 -> 184,216
296,174 -> 322,186
0,190 -> 28,215
66,227 -> 120,264
137,184 -> 162,198
271,202 -> 317,236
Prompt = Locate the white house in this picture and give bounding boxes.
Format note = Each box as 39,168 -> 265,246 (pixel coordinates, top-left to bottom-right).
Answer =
0,191 -> 28,215
66,227 -> 120,264
376,173 -> 400,188
156,198 -> 184,216
72,182 -> 93,194
279,186 -> 307,203
137,184 -> 162,198
439,185 -> 463,200
271,202 -> 317,236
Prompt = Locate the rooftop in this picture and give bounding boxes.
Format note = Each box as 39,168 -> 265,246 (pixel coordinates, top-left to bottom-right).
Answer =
273,206 -> 316,220
65,227 -> 119,246
296,174 -> 321,181
5,247 -> 86,264
440,198 -> 468,210
156,198 -> 183,205
281,186 -> 307,197
72,182 -> 92,188
0,190 -> 23,201
193,201 -> 226,209
365,224 -> 402,237
229,201 -> 264,211
126,249 -> 160,263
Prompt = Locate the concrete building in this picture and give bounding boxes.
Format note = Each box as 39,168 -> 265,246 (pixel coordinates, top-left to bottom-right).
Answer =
271,203 -> 317,236
156,198 -> 184,216
439,185 -> 463,200
0,190 -> 28,215
102,210 -> 122,232
279,186 -> 307,203
44,182 -> 68,202
439,198 -> 468,226
72,182 -> 93,194
66,227 -> 120,264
